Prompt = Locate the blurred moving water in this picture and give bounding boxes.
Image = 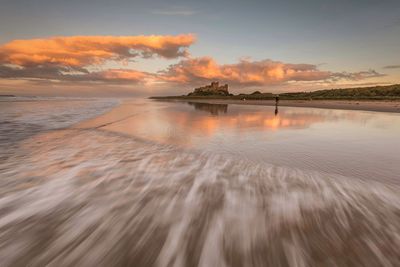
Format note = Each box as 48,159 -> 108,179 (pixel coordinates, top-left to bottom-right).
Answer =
0,97 -> 400,266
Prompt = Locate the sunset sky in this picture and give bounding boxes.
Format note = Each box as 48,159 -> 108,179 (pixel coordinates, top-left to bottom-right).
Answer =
1,0 -> 399,96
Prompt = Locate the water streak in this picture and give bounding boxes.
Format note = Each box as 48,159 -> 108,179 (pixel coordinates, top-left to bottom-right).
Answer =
0,128 -> 399,266
1,98 -> 400,266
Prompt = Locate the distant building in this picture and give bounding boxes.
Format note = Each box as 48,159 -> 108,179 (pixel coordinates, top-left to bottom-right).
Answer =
188,82 -> 230,96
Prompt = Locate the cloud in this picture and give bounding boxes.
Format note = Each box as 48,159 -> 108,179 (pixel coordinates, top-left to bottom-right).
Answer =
383,65 -> 400,69
0,34 -> 194,85
84,69 -> 152,83
151,7 -> 197,16
0,65 -> 69,80
0,64 -> 152,84
0,35 -> 386,92
60,69 -> 153,84
0,34 -> 195,69
158,57 -> 383,87
159,57 -> 330,85
332,70 -> 386,81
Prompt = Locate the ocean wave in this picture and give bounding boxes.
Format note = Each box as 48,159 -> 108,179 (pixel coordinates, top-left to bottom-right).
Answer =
0,98 -> 119,162
0,98 -> 119,130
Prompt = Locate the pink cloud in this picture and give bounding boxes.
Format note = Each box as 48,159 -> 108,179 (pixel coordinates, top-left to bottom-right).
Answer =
0,34 -> 195,68
0,35 -> 386,91
159,57 -> 337,86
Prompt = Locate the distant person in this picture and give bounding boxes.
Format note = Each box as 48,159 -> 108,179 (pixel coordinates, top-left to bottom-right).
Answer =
275,95 -> 280,105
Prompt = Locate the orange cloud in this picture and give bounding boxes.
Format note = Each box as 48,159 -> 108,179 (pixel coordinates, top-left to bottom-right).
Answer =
159,57 -> 333,86
0,34 -> 195,68
159,57 -> 385,87
0,35 -> 385,90
96,69 -> 149,81
82,69 -> 152,83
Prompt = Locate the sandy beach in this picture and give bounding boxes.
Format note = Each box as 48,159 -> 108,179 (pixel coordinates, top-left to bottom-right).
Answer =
156,98 -> 400,113
1,98 -> 400,266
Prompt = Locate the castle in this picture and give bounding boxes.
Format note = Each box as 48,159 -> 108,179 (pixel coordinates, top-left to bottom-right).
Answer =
188,82 -> 229,96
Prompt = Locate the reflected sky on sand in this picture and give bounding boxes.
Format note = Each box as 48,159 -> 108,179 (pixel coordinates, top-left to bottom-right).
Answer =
79,100 -> 400,184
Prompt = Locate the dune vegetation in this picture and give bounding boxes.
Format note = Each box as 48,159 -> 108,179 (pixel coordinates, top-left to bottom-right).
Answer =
152,84 -> 400,100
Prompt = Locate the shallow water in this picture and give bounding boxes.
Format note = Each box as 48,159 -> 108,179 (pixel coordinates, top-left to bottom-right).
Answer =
95,100 -> 400,184
0,98 -> 400,266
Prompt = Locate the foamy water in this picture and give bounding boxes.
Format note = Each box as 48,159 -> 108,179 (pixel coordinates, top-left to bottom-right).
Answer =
0,97 -> 118,160
0,98 -> 400,266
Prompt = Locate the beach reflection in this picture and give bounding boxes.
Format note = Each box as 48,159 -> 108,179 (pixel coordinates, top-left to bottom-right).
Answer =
79,100 -> 400,183
100,101 -> 327,145
187,102 -> 228,115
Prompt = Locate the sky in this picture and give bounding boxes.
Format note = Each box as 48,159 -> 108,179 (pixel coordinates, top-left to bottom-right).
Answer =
0,0 -> 399,96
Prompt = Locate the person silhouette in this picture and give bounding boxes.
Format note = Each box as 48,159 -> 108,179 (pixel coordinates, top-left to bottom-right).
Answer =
274,95 -> 279,116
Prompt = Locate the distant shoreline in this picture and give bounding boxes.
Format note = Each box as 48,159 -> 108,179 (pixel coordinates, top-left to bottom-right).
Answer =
0,95 -> 16,97
151,84 -> 400,113
151,98 -> 400,113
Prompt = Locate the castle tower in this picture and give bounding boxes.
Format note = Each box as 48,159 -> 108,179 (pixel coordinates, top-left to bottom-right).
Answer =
211,81 -> 219,90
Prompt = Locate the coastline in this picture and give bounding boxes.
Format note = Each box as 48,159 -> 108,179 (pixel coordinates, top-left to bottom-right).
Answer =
153,98 -> 400,113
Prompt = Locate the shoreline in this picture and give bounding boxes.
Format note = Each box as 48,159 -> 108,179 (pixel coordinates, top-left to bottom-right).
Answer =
153,98 -> 400,113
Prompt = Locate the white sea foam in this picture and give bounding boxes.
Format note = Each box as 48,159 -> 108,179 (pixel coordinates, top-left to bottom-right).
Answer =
0,97 -> 119,130
0,127 -> 399,266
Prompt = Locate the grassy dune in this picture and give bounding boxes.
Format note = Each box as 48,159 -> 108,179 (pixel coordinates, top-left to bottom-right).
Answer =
151,84 -> 400,100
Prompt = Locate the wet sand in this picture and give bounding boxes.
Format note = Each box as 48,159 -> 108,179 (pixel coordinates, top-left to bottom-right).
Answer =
2,127 -> 400,267
1,99 -> 400,266
158,99 -> 400,113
